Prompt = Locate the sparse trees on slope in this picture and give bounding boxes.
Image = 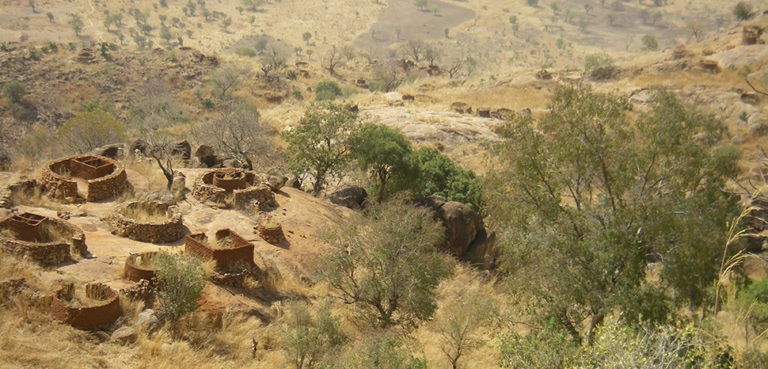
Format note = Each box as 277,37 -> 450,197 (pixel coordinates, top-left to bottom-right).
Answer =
282,102 -> 361,195
318,197 -> 452,328
487,85 -> 740,344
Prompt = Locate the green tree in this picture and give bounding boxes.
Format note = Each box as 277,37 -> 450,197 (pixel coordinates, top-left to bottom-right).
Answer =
584,53 -> 617,80
733,2 -> 754,21
283,303 -> 348,369
641,34 -> 658,51
436,286 -> 497,369
314,81 -> 342,101
46,12 -> 54,23
152,251 -> 208,321
411,147 -> 484,212
2,81 -> 26,103
414,0 -> 428,10
318,198 -> 452,327
350,123 -> 416,201
56,108 -> 125,154
68,13 -> 83,36
302,31 -> 312,45
282,102 -> 361,195
336,331 -> 428,369
487,85 -> 739,344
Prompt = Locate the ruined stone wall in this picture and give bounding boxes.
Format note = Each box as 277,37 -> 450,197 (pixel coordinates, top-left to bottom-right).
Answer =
124,252 -> 158,282
41,155 -> 127,202
0,213 -> 87,266
107,201 -> 184,243
51,283 -> 121,329
185,229 -> 254,268
192,169 -> 275,210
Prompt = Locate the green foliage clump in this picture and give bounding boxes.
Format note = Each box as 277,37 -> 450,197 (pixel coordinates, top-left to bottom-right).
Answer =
735,276 -> 768,338
2,81 -> 26,103
318,197 -> 452,328
57,107 -> 125,154
584,53 -> 618,80
411,147 -> 483,212
733,2 -> 754,20
351,123 -> 417,201
283,102 -> 361,195
152,252 -> 207,321
314,81 -> 342,101
335,331 -> 428,369
283,303 -> 348,369
642,34 -> 658,51
488,85 -> 739,344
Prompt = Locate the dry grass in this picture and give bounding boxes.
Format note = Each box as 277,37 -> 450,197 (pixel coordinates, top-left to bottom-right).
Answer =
121,204 -> 168,223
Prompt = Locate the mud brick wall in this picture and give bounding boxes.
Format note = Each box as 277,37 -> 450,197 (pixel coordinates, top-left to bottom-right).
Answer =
107,201 -> 184,243
233,185 -> 275,210
185,229 -> 254,268
124,252 -> 158,282
192,169 -> 273,209
0,213 -> 87,266
85,167 -> 127,202
51,283 -> 121,329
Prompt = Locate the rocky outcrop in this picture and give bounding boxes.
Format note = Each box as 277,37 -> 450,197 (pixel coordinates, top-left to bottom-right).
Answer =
195,145 -> 219,168
416,196 -> 497,268
328,186 -> 368,210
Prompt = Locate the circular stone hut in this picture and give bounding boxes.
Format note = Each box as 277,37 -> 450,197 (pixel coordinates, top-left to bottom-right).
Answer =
51,282 -> 121,329
107,201 -> 184,243
0,212 -> 88,266
191,169 -> 275,209
42,155 -> 127,202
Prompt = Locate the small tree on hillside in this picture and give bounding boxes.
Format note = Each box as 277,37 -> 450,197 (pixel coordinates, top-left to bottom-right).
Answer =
283,303 -> 348,369
208,65 -> 246,99
323,45 -> 342,76
153,252 -> 207,321
733,2 -> 754,21
68,14 -> 83,36
351,123 -> 416,201
282,102 -> 361,195
196,102 -> 276,170
57,108 -> 125,154
318,197 -> 452,328
436,287 -> 497,369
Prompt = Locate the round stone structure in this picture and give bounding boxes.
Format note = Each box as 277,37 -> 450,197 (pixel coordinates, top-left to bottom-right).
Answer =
0,212 -> 88,266
107,201 -> 184,243
51,282 -> 121,329
123,251 -> 159,282
191,169 -> 275,209
42,155 -> 127,202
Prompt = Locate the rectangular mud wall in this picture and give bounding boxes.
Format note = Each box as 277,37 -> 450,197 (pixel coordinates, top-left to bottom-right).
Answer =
69,159 -> 114,180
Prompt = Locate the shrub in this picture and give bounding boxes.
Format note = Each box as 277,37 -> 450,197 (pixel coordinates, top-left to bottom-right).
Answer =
234,47 -> 256,57
526,0 -> 539,6
283,303 -> 348,369
152,252 -> 207,321
642,34 -> 658,51
733,2 -> 754,21
411,147 -> 484,212
584,53 -> 618,80
56,108 -> 125,154
350,123 -> 417,201
2,81 -> 26,103
314,81 -> 342,101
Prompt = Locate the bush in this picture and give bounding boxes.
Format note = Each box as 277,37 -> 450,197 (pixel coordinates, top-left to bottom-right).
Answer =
584,53 -> 618,80
733,2 -> 754,20
2,81 -> 26,103
56,108 -> 126,154
152,252 -> 207,321
234,47 -> 257,57
526,0 -> 539,6
350,123 -> 417,201
283,303 -> 348,369
335,331 -> 428,369
642,34 -> 658,51
314,81 -> 342,101
411,147 -> 484,212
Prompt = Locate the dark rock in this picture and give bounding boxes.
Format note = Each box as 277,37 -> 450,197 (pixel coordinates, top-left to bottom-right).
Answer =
195,145 -> 218,168
328,186 -> 368,210
415,196 -> 482,257
172,140 -> 191,160
130,139 -> 150,156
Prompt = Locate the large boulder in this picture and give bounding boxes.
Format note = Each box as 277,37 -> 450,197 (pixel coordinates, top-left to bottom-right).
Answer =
111,326 -> 137,344
328,186 -> 368,210
130,139 -> 150,156
195,145 -> 218,168
172,140 -> 192,160
415,196 -> 482,257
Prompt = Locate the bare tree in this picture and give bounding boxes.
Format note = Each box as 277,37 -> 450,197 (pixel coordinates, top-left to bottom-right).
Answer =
436,287 -> 497,369
447,57 -> 465,79
209,65 -> 247,99
195,101 -> 277,170
323,45 -> 342,76
402,40 -> 426,62
260,48 -> 286,80
424,46 -> 440,66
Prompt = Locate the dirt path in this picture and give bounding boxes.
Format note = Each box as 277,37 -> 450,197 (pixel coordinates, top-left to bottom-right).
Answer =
84,0 -> 105,42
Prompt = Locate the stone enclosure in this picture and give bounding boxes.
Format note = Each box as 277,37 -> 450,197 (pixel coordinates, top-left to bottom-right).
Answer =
124,251 -> 159,282
185,229 -> 255,269
51,282 -> 121,329
42,155 -> 127,202
191,169 -> 275,209
107,201 -> 185,243
0,212 -> 87,266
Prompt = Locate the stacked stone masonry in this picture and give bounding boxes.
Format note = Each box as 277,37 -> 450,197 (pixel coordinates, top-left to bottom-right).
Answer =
51,282 -> 121,329
0,212 -> 87,266
42,155 -> 127,202
107,201 -> 185,243
191,169 -> 275,209
185,229 -> 255,268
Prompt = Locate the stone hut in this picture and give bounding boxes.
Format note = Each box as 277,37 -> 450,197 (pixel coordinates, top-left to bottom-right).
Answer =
191,169 -> 275,209
107,201 -> 184,243
42,155 -> 127,202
